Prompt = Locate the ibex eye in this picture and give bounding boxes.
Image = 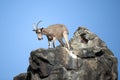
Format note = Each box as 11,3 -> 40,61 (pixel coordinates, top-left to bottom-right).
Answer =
36,32 -> 41,34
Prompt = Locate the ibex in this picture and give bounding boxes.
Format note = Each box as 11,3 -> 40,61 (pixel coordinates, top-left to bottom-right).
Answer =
33,20 -> 70,49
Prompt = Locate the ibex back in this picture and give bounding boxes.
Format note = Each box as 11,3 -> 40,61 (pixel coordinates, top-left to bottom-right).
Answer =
33,21 -> 70,49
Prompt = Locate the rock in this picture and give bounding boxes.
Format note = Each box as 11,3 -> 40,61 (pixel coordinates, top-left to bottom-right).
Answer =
14,73 -> 27,80
14,26 -> 118,80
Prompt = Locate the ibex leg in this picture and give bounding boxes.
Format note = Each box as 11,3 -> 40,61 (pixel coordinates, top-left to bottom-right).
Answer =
63,31 -> 70,49
58,39 -> 65,47
48,41 -> 51,48
52,37 -> 56,48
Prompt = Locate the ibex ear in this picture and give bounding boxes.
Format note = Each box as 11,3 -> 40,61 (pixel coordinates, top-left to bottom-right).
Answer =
41,27 -> 44,31
32,29 -> 36,31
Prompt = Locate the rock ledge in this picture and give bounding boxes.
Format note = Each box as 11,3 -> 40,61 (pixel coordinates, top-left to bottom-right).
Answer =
14,27 -> 118,80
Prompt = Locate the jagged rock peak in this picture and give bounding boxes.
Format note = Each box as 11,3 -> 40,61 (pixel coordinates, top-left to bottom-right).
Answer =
70,26 -> 107,49
14,26 -> 118,80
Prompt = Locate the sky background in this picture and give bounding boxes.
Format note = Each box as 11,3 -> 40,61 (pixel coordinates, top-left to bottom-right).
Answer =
0,0 -> 119,80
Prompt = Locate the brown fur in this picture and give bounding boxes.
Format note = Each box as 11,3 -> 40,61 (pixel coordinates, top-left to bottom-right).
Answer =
33,24 -> 70,49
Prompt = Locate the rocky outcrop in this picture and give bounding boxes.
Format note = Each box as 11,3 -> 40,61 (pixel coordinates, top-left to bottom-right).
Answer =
14,27 -> 118,80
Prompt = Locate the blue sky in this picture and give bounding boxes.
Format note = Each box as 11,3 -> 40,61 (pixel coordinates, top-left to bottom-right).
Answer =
0,0 -> 120,80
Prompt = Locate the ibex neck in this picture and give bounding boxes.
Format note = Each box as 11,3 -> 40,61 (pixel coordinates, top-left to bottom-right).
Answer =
42,28 -> 49,35
42,28 -> 55,37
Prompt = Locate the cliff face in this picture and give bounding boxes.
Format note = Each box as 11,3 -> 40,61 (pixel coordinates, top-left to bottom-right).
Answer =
14,27 -> 118,80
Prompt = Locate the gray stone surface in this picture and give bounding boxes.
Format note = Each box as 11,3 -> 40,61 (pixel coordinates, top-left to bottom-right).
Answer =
14,27 -> 118,80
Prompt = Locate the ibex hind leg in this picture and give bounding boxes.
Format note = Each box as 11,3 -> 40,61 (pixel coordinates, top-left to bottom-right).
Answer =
58,39 -> 65,47
63,31 -> 70,49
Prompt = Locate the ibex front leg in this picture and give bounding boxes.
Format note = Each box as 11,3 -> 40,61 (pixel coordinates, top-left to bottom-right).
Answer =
48,40 -> 51,48
47,36 -> 53,48
52,37 -> 56,48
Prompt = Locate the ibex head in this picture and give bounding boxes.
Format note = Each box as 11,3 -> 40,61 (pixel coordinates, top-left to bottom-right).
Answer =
33,20 -> 44,40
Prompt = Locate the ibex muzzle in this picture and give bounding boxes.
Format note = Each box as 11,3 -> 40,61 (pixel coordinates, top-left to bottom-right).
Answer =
33,20 -> 70,49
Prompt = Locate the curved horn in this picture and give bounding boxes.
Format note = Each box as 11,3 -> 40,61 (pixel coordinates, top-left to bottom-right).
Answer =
36,20 -> 42,28
33,20 -> 42,30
